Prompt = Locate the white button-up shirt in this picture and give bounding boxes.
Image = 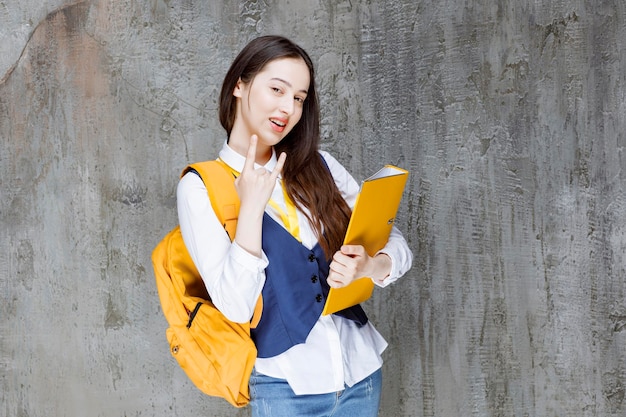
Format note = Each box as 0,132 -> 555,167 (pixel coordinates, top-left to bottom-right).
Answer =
177,141 -> 413,395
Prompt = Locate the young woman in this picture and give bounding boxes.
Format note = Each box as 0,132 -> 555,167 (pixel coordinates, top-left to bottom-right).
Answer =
177,35 -> 413,417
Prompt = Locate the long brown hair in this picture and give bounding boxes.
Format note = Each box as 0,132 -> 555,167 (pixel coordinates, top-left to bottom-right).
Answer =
218,36 -> 351,258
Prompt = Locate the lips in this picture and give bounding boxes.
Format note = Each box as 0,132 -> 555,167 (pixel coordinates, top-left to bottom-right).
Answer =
270,117 -> 287,133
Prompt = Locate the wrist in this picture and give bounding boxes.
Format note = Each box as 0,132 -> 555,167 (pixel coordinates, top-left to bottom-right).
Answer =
237,203 -> 265,222
370,253 -> 392,283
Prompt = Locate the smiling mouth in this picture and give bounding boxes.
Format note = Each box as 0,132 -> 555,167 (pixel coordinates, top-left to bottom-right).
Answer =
270,118 -> 286,132
271,118 -> 286,127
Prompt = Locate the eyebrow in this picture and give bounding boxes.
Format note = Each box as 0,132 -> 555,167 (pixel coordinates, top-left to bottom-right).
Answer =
270,77 -> 308,95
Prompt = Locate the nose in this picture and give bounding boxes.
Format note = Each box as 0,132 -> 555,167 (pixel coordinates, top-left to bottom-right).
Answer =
279,96 -> 295,116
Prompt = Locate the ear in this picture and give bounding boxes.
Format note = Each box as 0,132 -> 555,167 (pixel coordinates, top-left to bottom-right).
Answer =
233,78 -> 244,98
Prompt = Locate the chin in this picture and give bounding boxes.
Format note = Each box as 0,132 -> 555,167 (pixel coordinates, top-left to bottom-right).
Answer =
261,133 -> 287,147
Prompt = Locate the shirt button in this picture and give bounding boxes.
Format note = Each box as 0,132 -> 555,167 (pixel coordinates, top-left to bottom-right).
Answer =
311,275 -> 318,283
308,253 -> 316,262
315,294 -> 323,302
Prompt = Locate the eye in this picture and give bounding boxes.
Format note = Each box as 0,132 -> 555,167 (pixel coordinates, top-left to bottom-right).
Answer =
294,96 -> 306,104
271,87 -> 282,94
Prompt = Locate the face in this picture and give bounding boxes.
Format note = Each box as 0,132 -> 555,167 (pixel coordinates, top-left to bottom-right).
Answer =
230,57 -> 310,161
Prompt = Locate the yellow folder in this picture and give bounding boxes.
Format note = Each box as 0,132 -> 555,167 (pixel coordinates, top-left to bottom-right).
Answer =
322,165 -> 409,316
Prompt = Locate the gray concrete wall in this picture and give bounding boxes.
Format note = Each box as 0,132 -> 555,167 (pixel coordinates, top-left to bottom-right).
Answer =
1,1 -> 625,416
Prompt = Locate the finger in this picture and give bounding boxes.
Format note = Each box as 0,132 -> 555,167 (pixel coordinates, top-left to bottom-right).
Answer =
341,244 -> 366,256
269,152 -> 287,181
327,272 -> 344,288
329,259 -> 348,278
242,135 -> 258,173
334,254 -> 360,278
327,279 -> 341,289
333,251 -> 351,266
329,271 -> 350,288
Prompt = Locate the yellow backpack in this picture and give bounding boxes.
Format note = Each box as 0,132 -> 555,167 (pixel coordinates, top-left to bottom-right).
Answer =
151,160 -> 262,408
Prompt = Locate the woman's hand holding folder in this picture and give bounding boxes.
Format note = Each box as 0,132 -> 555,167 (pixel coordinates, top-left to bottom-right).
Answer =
327,245 -> 392,288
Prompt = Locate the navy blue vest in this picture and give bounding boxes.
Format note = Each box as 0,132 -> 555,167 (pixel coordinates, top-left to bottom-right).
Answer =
251,214 -> 368,358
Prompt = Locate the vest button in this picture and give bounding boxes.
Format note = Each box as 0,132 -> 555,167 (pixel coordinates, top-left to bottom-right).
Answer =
311,275 -> 318,283
308,253 -> 316,262
315,294 -> 323,302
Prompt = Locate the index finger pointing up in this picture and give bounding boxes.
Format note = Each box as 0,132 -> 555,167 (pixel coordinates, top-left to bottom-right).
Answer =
242,134 -> 258,173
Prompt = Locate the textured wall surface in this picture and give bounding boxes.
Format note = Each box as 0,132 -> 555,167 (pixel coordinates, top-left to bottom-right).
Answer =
1,1 -> 625,416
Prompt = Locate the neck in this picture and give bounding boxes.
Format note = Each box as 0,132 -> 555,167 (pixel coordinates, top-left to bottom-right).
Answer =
228,134 -> 272,165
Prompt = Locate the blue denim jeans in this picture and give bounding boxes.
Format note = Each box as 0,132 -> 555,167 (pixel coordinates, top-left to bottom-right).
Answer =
249,368 -> 382,417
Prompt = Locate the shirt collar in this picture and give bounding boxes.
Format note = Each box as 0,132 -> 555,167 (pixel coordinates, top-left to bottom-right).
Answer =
218,140 -> 279,174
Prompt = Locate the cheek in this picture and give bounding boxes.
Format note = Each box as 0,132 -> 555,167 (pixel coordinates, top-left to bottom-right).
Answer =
291,108 -> 304,127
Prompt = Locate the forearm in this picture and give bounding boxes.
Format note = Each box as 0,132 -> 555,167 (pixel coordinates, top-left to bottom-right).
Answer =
373,226 -> 413,287
368,253 -> 392,284
234,203 -> 265,258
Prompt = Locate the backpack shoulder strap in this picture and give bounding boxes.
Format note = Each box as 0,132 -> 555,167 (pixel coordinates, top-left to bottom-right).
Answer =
182,159 -> 263,328
183,160 -> 239,241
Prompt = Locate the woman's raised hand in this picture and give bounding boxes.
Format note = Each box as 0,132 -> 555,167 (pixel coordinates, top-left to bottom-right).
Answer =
233,135 -> 286,257
235,134 -> 287,219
